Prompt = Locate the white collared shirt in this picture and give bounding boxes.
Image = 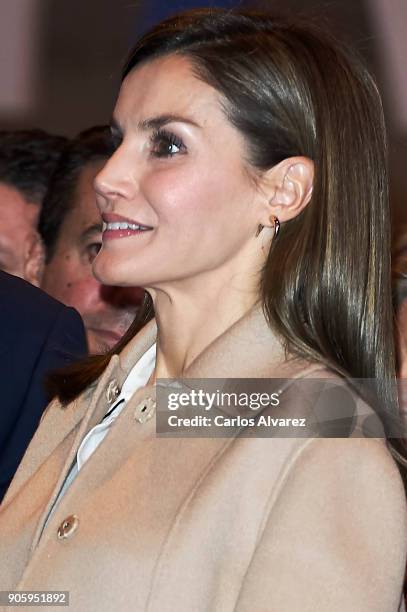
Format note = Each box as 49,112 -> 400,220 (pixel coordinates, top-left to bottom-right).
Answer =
77,342 -> 156,470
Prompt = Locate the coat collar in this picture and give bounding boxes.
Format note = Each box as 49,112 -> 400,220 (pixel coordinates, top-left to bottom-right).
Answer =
3,303 -> 318,506
117,302 -> 311,381
53,302 -> 314,436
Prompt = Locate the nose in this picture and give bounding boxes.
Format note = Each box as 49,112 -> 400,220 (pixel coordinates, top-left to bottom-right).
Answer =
94,146 -> 138,204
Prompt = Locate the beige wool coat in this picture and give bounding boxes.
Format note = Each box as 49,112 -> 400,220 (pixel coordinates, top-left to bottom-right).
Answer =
0,305 -> 406,611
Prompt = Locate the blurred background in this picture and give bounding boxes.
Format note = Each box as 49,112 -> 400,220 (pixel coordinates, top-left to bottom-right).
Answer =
0,0 -> 405,222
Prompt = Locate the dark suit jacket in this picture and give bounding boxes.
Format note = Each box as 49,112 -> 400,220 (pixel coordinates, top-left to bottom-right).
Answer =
0,270 -> 87,501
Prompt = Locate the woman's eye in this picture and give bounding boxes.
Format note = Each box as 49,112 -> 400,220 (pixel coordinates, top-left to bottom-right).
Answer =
150,129 -> 186,158
86,242 -> 102,263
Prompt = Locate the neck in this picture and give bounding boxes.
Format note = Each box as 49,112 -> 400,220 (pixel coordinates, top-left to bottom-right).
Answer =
147,268 -> 260,380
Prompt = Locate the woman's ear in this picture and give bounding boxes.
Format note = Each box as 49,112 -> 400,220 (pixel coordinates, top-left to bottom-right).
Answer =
258,156 -> 314,226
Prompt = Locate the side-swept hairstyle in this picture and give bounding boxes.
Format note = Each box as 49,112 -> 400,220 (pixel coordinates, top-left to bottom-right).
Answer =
50,9 -> 402,455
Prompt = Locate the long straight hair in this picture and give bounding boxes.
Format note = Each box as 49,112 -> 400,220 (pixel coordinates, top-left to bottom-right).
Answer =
49,9 -> 403,456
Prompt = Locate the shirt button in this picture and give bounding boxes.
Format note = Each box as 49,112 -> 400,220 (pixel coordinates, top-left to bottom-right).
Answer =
57,514 -> 79,540
134,397 -> 156,423
106,379 -> 120,404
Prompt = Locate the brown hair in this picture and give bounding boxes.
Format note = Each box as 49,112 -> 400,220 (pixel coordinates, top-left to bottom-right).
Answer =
48,9 -> 404,457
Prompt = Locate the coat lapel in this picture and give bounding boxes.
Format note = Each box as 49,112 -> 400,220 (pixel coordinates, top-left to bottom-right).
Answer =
4,303 -> 327,563
27,321 -> 158,550
3,319 -> 157,505
4,305 -> 316,512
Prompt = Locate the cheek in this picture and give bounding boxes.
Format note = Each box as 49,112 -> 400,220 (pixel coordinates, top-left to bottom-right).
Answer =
94,159 -> 255,287
146,163 -> 245,230
59,280 -> 99,313
43,255 -> 99,311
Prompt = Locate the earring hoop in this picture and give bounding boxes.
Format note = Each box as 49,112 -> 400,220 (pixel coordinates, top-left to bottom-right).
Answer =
255,216 -> 280,238
272,215 -> 280,237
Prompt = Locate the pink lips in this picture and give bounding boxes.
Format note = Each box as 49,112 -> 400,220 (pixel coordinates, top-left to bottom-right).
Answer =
102,213 -> 153,241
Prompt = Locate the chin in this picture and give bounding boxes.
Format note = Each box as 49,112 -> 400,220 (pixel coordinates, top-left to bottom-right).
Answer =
93,256 -> 146,288
93,257 -> 120,286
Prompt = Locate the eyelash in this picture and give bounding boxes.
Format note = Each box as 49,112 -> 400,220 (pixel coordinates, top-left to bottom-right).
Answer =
150,128 -> 186,158
110,127 -> 187,158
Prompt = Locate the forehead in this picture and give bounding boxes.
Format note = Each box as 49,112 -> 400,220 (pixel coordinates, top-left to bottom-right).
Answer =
115,55 -> 222,127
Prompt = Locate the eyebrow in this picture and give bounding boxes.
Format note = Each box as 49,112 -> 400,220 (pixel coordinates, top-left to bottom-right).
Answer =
80,223 -> 103,242
111,113 -> 200,134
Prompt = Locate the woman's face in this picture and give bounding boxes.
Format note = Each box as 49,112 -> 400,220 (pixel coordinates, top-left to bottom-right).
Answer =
93,54 -> 264,292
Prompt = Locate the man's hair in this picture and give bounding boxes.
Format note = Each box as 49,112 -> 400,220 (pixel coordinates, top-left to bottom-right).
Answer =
39,126 -> 114,262
0,129 -> 67,205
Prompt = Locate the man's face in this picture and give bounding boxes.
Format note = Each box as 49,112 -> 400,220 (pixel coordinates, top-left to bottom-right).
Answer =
0,182 -> 42,284
41,160 -> 143,354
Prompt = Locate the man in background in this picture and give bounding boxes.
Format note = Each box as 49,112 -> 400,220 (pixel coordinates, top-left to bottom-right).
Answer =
0,270 -> 87,502
0,130 -> 67,285
39,126 -> 143,354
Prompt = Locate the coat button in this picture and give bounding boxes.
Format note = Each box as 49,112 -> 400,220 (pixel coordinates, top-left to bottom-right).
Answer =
134,396 -> 156,423
57,514 -> 79,540
106,379 -> 120,404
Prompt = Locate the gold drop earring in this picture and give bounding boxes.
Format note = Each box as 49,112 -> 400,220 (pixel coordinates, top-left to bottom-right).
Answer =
255,215 -> 280,238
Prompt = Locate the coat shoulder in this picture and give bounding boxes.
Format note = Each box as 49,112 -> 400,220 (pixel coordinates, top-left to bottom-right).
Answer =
235,437 -> 407,611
